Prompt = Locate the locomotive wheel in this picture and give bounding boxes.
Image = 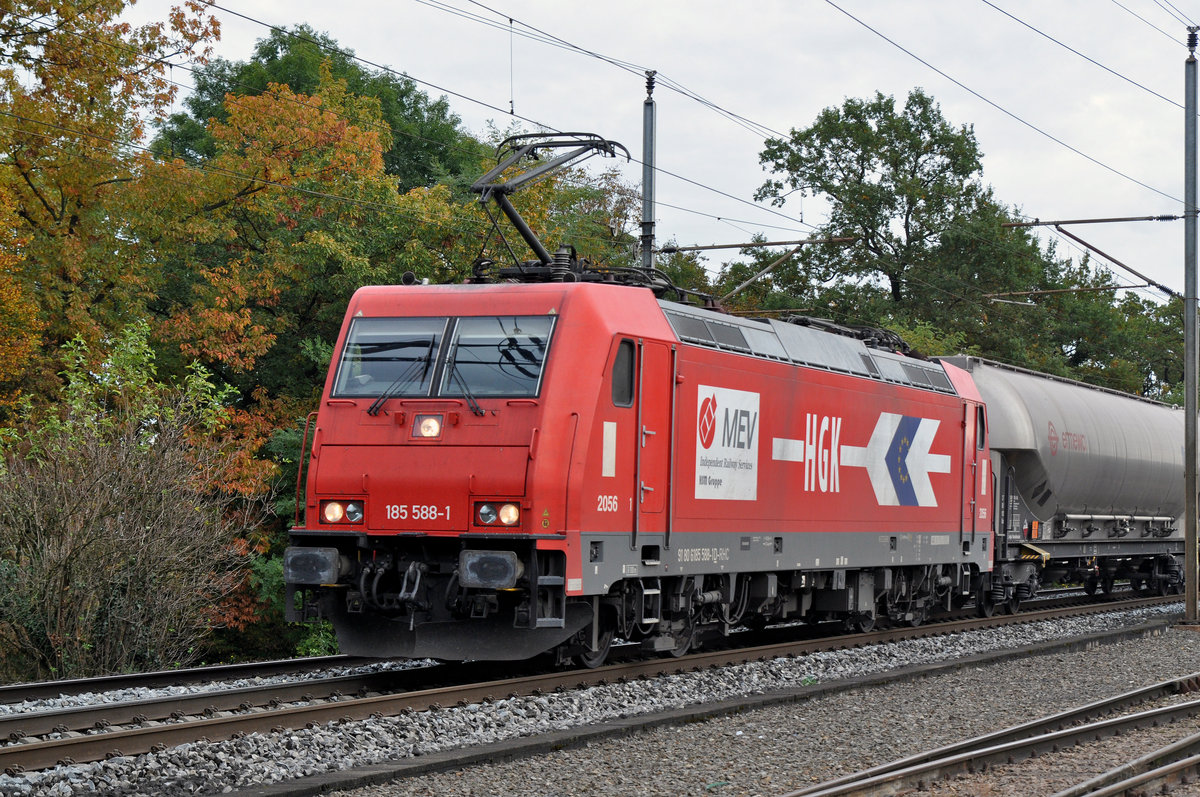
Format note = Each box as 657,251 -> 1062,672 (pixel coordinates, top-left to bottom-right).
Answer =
846,613 -> 875,633
575,624 -> 615,669
976,588 -> 996,618
668,621 -> 697,657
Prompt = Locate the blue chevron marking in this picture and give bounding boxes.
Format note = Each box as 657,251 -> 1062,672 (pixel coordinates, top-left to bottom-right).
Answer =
886,415 -> 921,507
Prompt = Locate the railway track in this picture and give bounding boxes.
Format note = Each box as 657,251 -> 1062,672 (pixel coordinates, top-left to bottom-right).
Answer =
0,655 -> 378,705
0,594 -> 1179,778
786,669 -> 1200,796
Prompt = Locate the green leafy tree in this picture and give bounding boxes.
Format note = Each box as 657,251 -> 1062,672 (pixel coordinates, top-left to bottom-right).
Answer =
1125,294 -> 1185,402
754,88 -> 1176,393
758,89 -> 985,307
884,319 -> 976,359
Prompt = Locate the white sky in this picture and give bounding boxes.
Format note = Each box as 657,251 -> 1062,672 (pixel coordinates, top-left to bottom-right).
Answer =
129,0 -> 1200,299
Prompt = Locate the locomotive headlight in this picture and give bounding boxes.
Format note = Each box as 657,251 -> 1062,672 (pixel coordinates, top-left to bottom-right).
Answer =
320,500 -> 364,524
498,503 -> 520,526
413,414 -> 443,438
321,501 -> 345,523
475,502 -> 520,527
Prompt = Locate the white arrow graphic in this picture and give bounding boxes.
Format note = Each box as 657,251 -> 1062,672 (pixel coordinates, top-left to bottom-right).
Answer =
840,412 -> 951,507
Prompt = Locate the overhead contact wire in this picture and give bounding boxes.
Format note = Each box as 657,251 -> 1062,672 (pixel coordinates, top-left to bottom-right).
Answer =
824,0 -> 1180,205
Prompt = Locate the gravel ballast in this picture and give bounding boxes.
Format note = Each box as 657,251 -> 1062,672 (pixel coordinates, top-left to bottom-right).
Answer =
1,605 -> 1195,796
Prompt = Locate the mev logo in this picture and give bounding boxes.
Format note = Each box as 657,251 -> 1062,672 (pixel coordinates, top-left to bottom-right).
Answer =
698,395 -> 718,449
695,385 -> 760,501
722,405 -> 757,450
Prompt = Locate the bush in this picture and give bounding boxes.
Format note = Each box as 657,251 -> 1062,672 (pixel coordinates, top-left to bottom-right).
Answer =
0,323 -> 266,681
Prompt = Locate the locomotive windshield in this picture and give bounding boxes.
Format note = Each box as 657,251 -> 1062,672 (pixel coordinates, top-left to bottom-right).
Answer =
331,315 -> 554,399
440,316 -> 553,397
332,317 -> 447,398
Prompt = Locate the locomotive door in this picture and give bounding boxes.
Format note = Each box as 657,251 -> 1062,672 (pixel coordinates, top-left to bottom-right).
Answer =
632,340 -> 675,549
960,401 -> 985,543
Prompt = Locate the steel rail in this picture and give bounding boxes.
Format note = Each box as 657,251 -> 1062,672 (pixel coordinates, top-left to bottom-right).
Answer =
0,668 -> 431,742
788,696 -> 1200,797
1053,730 -> 1200,796
0,657 -> 534,744
0,656 -> 376,704
1070,744 -> 1200,792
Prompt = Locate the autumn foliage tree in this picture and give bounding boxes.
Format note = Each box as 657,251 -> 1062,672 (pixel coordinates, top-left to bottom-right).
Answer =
153,24 -> 487,191
0,0 -> 220,394
0,181 -> 40,408
144,68 -> 491,405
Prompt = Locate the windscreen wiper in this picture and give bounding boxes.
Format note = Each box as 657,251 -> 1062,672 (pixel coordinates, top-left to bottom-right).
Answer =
449,364 -> 485,416
366,342 -> 432,416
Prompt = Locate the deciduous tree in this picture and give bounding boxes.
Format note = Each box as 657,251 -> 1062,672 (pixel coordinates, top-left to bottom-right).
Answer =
152,24 -> 486,191
758,89 -> 984,306
0,0 -> 219,390
0,182 -> 40,409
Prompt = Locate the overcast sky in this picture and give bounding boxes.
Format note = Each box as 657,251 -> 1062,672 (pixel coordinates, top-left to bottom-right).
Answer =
130,0 -> 1200,299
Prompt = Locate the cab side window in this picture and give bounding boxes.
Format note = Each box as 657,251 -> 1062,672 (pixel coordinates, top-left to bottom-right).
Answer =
612,340 -> 635,407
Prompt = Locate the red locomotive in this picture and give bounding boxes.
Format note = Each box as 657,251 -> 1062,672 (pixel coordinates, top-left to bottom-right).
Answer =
284,135 -> 1184,665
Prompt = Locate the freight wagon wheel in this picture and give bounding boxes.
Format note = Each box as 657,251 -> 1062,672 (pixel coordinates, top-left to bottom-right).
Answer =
1101,576 -> 1115,596
1083,578 -> 1098,596
1006,596 -> 1021,615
